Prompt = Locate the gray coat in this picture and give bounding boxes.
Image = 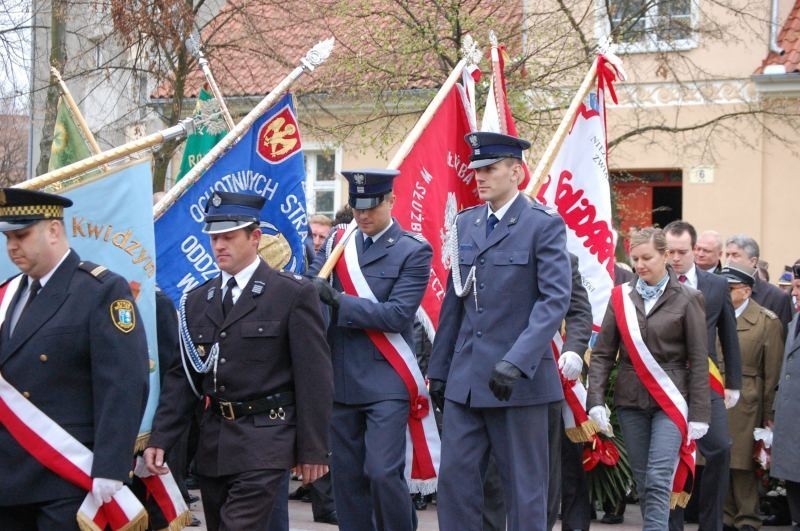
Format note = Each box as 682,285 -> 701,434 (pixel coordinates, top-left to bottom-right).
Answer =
428,193 -> 571,407
771,313 -> 800,482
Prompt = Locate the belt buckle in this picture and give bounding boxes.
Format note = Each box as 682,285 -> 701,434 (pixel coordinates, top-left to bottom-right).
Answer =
219,400 -> 236,420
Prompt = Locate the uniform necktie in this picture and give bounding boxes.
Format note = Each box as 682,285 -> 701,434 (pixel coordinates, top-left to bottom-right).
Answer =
222,277 -> 236,317
486,214 -> 499,237
23,278 -> 41,313
364,236 -> 373,251
678,274 -> 687,283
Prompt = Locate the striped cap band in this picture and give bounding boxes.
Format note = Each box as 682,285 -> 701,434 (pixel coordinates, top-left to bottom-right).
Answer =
0,204 -> 64,219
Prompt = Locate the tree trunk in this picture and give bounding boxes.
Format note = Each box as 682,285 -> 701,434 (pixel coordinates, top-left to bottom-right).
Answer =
36,0 -> 67,175
152,44 -> 189,191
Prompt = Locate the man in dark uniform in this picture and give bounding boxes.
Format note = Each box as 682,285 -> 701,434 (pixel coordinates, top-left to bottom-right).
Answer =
0,188 -> 149,530
308,169 -> 433,531
665,220 -> 742,531
428,132 -> 571,531
144,191 -> 333,531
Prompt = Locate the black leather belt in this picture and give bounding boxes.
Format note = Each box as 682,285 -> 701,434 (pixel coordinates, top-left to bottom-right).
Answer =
211,391 -> 294,421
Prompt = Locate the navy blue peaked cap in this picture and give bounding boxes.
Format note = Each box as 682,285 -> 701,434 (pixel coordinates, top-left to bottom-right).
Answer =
342,168 -> 400,209
464,132 -> 531,169
0,188 -> 73,232
203,191 -> 266,234
720,265 -> 755,287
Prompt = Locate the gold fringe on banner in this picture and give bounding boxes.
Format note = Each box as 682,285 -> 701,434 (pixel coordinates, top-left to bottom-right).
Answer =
165,510 -> 194,531
669,490 -> 692,509
77,508 -> 148,531
133,432 -> 151,453
565,419 -> 599,443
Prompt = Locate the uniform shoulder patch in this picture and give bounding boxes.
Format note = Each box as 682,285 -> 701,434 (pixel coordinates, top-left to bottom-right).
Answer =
404,231 -> 428,245
78,261 -> 109,281
760,307 -> 778,320
278,271 -> 304,283
531,201 -> 558,217
110,299 -> 136,333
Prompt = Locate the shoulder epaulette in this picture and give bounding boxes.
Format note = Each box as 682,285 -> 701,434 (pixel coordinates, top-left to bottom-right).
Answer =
531,201 -> 559,217
78,261 -> 109,281
334,223 -> 349,231
278,270 -> 304,283
457,204 -> 481,216
404,231 -> 429,245
760,307 -> 778,320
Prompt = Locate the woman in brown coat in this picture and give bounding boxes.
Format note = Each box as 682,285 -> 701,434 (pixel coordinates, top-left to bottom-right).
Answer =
587,227 -> 710,530
718,265 -> 784,531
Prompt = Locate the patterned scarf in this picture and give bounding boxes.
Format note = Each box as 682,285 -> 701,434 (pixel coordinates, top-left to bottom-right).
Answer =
635,273 -> 669,301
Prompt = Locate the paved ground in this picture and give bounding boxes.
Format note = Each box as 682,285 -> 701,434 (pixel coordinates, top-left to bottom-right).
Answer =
186,480 -> 796,530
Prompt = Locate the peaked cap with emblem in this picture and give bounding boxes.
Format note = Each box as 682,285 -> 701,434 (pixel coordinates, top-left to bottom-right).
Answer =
464,132 -> 531,169
203,191 -> 266,234
341,168 -> 400,210
720,264 -> 756,287
0,188 -> 73,232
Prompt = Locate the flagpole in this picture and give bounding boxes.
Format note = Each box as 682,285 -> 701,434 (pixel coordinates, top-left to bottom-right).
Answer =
187,33 -> 236,131
316,35 -> 481,280
153,37 -> 336,220
525,57 -> 599,197
16,119 -> 195,191
50,67 -> 103,155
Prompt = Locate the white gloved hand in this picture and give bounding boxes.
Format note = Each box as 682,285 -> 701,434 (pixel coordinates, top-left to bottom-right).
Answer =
558,351 -> 584,380
687,421 -> 709,445
588,405 -> 611,434
92,478 -> 123,505
754,426 -> 773,448
724,389 -> 741,409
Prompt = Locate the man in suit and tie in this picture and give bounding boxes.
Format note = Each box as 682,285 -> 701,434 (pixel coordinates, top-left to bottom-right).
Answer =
771,261 -> 800,528
0,188 -> 149,530
308,169 -> 434,531
664,220 -> 742,531
145,191 -> 333,531
428,132 -> 571,531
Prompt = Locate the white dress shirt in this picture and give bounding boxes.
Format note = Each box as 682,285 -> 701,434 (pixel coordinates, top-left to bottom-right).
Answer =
487,192 -> 519,222
220,256 -> 262,305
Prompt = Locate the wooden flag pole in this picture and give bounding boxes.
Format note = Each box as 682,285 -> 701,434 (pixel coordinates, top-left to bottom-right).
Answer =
16,119 -> 195,191
153,37 -> 336,220
50,67 -> 103,155
525,57 -> 599,198
315,35 -> 482,280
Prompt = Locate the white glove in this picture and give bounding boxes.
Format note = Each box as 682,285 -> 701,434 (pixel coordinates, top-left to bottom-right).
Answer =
724,389 -> 740,409
558,351 -> 584,380
588,405 -> 611,434
92,478 -> 123,505
687,421 -> 709,445
754,426 -> 773,448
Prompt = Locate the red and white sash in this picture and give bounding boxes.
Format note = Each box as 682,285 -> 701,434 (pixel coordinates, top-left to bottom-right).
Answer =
550,334 -> 597,442
333,226 -> 440,494
611,283 -> 696,508
0,277 -> 189,530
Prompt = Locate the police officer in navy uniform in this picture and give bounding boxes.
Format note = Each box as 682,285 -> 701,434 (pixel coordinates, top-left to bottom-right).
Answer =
0,188 -> 149,530
428,132 -> 571,531
144,191 -> 333,531
307,169 -> 433,531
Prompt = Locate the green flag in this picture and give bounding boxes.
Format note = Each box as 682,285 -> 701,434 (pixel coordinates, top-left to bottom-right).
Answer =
176,88 -> 228,181
48,97 -> 93,171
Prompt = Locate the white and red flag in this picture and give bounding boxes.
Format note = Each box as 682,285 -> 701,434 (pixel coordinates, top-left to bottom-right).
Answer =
392,68 -> 481,337
481,39 -> 531,190
536,55 -> 620,335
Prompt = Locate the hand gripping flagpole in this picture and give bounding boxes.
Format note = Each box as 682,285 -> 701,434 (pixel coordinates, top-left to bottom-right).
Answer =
524,39 -> 623,198
186,31 -> 236,131
316,35 -> 482,280
17,118 -> 196,191
153,37 -> 336,220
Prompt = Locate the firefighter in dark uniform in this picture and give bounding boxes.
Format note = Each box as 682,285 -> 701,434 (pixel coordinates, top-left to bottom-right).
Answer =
144,191 -> 333,531
0,188 -> 149,530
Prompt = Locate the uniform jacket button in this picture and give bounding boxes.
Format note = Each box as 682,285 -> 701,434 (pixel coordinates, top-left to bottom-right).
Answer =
39,354 -> 48,362
476,331 -> 483,338
220,331 -> 227,339
257,327 -> 264,333
219,385 -> 226,392
479,258 -> 485,265
128,471 -> 134,479
22,391 -> 30,398
220,358 -> 227,364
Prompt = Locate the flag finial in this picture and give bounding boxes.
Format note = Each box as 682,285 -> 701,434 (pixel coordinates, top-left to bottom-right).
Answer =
461,34 -> 482,66
302,38 -> 335,72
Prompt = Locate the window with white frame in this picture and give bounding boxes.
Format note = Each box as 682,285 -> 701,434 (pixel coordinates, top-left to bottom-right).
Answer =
304,148 -> 341,219
602,0 -> 696,53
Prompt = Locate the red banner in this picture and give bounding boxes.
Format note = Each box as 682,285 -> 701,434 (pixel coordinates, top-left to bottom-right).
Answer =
392,85 -> 479,333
